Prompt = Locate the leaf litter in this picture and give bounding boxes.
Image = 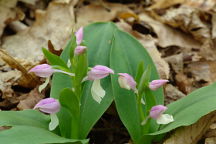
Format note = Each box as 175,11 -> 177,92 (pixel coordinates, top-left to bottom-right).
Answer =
1,0 -> 216,143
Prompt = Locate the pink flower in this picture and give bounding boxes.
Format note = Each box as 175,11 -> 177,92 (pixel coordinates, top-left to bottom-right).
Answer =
149,79 -> 169,91
118,73 -> 137,92
75,27 -> 83,45
34,98 -> 60,114
150,105 -> 167,119
150,105 -> 174,124
74,46 -> 87,55
29,64 -> 54,78
86,65 -> 114,80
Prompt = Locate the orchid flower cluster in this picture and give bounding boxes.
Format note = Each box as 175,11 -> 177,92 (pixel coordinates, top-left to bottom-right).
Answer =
29,27 -> 174,134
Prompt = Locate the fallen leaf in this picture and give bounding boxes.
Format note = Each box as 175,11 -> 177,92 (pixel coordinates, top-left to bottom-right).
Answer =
17,87 -> 45,110
0,0 -> 17,37
138,13 -> 202,49
175,73 -> 193,94
149,0 -> 184,9
186,61 -> 216,84
76,1 -> 131,27
205,137 -> 216,144
164,84 -> 186,104
165,53 -> 183,74
164,111 -> 216,144
1,1 -> 76,63
0,49 -> 40,88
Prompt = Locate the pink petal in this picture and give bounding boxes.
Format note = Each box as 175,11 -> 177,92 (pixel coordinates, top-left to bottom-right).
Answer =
87,65 -> 114,80
149,79 -> 169,91
75,27 -> 83,45
29,64 -> 54,78
118,73 -> 137,91
74,46 -> 87,55
34,98 -> 60,114
150,105 -> 167,119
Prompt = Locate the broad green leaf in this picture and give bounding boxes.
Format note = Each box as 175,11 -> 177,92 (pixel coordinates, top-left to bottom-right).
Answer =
0,126 -> 88,144
42,48 -> 68,68
59,88 -> 80,138
135,61 -> 145,84
150,82 -> 216,135
58,107 -> 72,138
0,110 -> 49,129
79,22 -> 116,138
51,22 -> 116,139
110,29 -> 162,143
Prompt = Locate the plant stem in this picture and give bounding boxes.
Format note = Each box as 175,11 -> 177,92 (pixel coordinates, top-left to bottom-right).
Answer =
137,93 -> 145,123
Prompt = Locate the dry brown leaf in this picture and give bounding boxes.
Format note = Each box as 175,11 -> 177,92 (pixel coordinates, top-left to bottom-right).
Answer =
186,61 -> 216,85
138,13 -> 202,49
0,70 -> 21,99
165,53 -> 183,74
1,1 -> 76,63
164,111 -> 216,144
205,137 -> 216,144
150,0 -> 216,11
164,84 -> 186,104
17,87 -> 45,110
76,2 -> 131,27
150,0 -> 185,9
159,6 -> 211,41
184,0 -> 216,11
0,50 -> 40,88
0,0 -> 17,37
175,73 -> 193,94
212,14 -> 216,39
116,20 -> 170,79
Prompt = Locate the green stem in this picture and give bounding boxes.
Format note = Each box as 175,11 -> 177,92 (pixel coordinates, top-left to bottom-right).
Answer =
137,93 -> 145,124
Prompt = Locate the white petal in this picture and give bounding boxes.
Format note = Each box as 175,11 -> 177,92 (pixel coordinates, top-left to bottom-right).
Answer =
67,59 -> 71,67
118,76 -> 131,90
156,114 -> 174,124
141,98 -> 145,105
91,80 -> 105,104
38,77 -> 50,93
49,114 -> 59,131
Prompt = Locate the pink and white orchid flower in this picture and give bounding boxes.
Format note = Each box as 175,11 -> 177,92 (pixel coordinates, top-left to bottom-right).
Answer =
150,105 -> 174,124
118,73 -> 137,93
34,98 -> 60,131
85,65 -> 114,104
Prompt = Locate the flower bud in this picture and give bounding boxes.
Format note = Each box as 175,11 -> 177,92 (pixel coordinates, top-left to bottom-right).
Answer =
86,65 -> 114,80
150,105 -> 167,119
149,79 -> 169,91
118,73 -> 137,91
34,98 -> 60,114
75,27 -> 83,45
74,46 -> 87,55
29,64 -> 54,78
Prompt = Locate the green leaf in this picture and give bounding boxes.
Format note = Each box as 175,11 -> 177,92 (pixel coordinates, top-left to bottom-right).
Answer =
51,22 -> 116,139
79,22 -> 116,138
0,126 -> 88,144
110,29 -> 162,143
42,48 -> 68,68
150,82 -> 216,135
135,61 -> 145,84
59,88 -> 80,138
0,110 -> 49,129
